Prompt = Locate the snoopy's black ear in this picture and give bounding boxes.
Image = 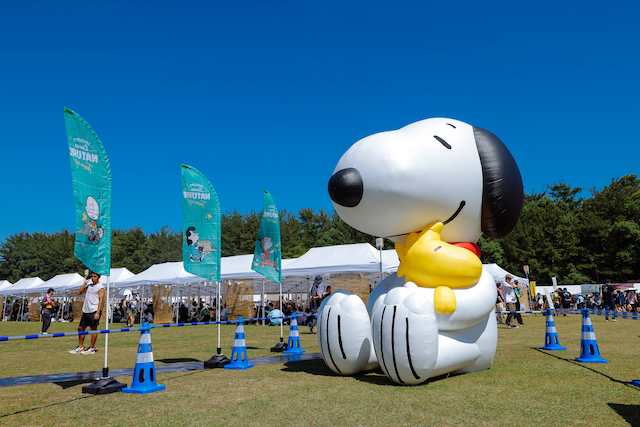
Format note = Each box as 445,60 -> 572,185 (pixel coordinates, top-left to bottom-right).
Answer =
473,127 -> 524,239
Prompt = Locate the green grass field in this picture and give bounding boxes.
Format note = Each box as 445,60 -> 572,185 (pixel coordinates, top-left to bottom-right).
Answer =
1,313 -> 640,426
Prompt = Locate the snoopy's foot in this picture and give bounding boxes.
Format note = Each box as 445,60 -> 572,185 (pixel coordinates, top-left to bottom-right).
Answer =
318,291 -> 378,375
371,286 -> 439,385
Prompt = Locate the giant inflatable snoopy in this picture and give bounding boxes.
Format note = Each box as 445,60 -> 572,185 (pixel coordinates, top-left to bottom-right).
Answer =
321,117 -> 524,385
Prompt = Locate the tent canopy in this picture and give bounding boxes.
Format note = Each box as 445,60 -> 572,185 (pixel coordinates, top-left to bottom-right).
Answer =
283,243 -> 394,277
36,273 -> 84,293
116,262 -> 211,288
0,280 -> 13,293
99,267 -> 135,286
0,277 -> 44,295
483,263 -> 529,285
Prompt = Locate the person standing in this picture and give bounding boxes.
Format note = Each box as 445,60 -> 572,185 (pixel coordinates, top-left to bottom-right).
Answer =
602,279 -> 617,322
561,287 -> 572,316
69,270 -> 105,354
308,276 -> 325,333
501,274 -> 518,329
40,288 -> 55,335
125,292 -> 140,327
495,283 -> 506,324
513,280 -> 524,325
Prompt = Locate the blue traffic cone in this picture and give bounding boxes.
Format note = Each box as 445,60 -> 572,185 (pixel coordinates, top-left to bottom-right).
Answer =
283,314 -> 305,355
575,309 -> 607,363
122,322 -> 166,394
539,309 -> 566,351
224,317 -> 253,370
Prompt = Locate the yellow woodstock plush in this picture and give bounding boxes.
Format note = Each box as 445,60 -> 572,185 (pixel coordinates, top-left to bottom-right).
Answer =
395,222 -> 482,314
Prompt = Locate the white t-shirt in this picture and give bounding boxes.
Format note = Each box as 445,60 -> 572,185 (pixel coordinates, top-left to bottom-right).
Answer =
501,283 -> 517,304
82,282 -> 105,313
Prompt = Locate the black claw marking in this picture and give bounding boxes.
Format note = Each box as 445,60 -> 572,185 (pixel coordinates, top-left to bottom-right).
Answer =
379,306 -> 389,377
325,308 -> 341,374
434,246 -> 442,251
338,315 -> 346,359
406,318 -> 420,380
434,135 -> 452,149
391,306 -> 404,384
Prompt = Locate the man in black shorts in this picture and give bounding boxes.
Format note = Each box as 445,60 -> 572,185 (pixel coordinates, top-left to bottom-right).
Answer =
69,270 -> 105,355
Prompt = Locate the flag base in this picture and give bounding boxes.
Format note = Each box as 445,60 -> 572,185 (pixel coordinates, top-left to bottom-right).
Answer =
271,341 -> 288,352
204,353 -> 231,369
82,369 -> 127,395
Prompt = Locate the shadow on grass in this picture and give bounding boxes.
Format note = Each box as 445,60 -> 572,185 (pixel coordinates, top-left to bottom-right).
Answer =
0,395 -> 91,419
282,358 -> 333,376
608,403 -> 640,426
156,358 -> 201,364
52,379 -> 95,390
282,359 -> 452,386
534,348 -> 640,390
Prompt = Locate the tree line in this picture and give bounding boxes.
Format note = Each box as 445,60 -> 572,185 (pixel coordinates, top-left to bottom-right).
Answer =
0,209 -> 383,282
1,175 -> 638,285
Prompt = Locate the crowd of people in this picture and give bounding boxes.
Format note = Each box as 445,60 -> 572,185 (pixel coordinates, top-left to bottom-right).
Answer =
2,297 -> 73,322
531,285 -> 639,314
496,276 -> 639,327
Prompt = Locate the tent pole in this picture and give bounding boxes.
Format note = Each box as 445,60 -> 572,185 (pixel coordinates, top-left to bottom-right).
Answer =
104,276 -> 110,370
279,281 -> 283,342
217,281 -> 221,351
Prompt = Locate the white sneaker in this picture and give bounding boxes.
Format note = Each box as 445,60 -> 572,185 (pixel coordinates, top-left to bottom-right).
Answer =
612,318 -> 617,322
39,332 -> 49,335
81,347 -> 96,354
69,346 -> 84,354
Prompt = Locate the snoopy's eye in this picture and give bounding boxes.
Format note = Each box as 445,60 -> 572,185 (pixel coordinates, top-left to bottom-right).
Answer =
434,136 -> 451,150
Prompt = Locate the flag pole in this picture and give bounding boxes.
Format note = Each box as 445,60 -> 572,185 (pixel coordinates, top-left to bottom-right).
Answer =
204,279 -> 230,368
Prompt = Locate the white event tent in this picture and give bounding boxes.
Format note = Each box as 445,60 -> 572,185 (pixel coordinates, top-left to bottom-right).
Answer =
483,263 -> 529,285
115,262 -> 210,288
0,277 -> 45,296
283,243 -> 398,277
38,273 -> 84,293
99,267 -> 136,286
0,280 -> 12,293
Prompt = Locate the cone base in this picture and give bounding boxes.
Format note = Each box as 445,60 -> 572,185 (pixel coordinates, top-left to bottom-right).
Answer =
204,354 -> 231,369
82,377 -> 127,395
539,345 -> 566,351
575,357 -> 607,364
224,363 -> 254,370
283,347 -> 305,355
122,384 -> 166,394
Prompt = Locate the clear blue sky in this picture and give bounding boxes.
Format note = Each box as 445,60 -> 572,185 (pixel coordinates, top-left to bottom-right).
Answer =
1,0 -> 638,242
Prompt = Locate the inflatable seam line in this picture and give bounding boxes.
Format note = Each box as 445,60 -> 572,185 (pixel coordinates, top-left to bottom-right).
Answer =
337,315 -> 346,359
325,308 -> 341,374
380,306 -> 389,378
391,306 -> 404,384
406,317 -> 420,380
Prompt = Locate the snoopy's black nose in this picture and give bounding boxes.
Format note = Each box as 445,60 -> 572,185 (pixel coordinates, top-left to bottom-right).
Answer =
328,168 -> 363,208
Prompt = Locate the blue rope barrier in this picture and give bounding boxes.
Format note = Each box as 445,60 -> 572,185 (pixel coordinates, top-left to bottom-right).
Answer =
0,313 -> 317,342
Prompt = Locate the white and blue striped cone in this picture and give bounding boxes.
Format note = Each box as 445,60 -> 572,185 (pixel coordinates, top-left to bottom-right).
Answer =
283,314 -> 305,355
224,317 -> 253,370
539,309 -> 566,351
575,309 -> 607,363
122,322 -> 166,394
